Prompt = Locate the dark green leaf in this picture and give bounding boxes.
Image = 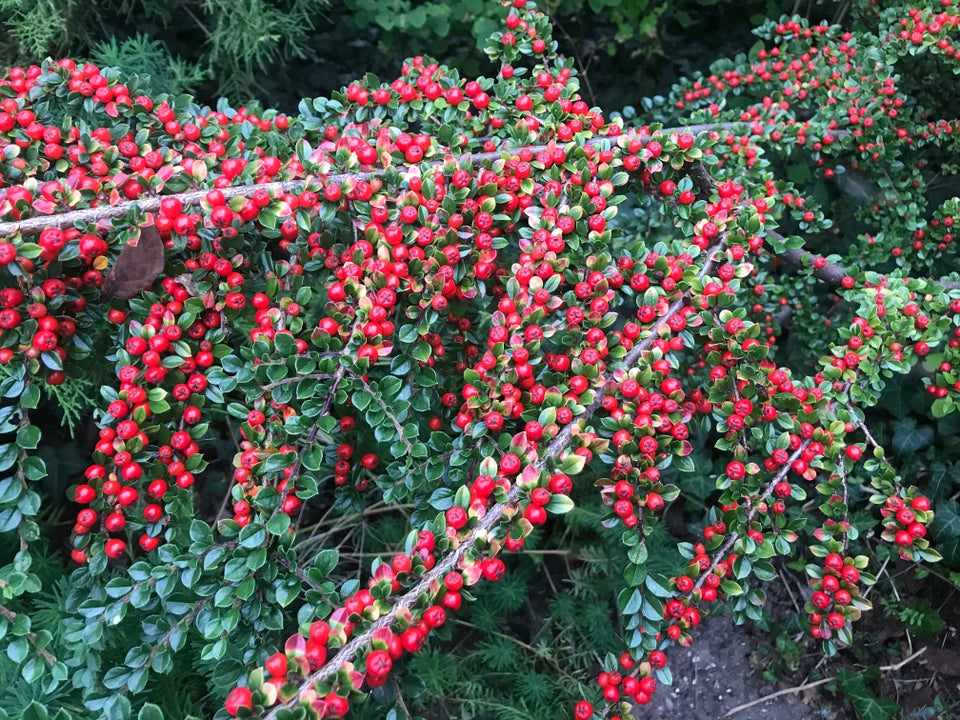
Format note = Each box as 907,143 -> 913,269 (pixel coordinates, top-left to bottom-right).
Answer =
239,523 -> 267,549
836,669 -> 897,720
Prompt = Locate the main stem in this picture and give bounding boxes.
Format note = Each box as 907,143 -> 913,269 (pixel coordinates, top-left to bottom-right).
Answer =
0,122 -> 795,237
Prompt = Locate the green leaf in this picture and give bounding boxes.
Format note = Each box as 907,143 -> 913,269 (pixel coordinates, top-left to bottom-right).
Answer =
623,563 -> 646,587
398,324 -> 419,343
16,425 -> 40,450
21,702 -> 48,720
20,455 -> 45,481
622,588 -> 642,615
720,580 -> 744,596
836,669 -> 897,720
0,478 -> 21,504
21,383 -> 40,409
137,703 -> 164,720
6,636 -> 28,663
544,494 -> 574,514
189,520 -> 213,545
559,453 -> 586,476
627,542 -> 647,565
20,656 -> 43,684
0,444 -> 17,473
412,340 -> 432,362
311,549 -> 339,578
273,332 -> 297,356
239,523 -> 267,549
930,499 -> 960,565
644,573 -> 672,598
267,513 -> 291,535
301,444 -> 324,472
891,417 -> 934,455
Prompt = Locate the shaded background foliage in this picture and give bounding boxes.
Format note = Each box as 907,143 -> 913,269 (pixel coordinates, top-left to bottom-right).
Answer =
0,0 -> 791,109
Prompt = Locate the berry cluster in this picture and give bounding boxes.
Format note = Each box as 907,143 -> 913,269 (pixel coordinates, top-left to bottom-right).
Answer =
881,494 -> 934,558
805,552 -> 871,643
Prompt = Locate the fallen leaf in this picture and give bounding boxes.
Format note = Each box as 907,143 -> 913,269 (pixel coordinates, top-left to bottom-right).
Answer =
101,225 -> 165,300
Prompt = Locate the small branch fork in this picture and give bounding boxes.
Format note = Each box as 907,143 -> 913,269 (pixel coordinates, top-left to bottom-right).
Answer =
345,369 -> 414,457
10,115 -> 954,294
6,120 -> 951,295
0,603 -> 57,665
263,240 -> 727,719
0,122 -> 866,289
693,439 -> 813,592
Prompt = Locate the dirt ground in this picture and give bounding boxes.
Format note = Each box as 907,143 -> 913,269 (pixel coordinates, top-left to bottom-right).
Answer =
637,613 -> 821,720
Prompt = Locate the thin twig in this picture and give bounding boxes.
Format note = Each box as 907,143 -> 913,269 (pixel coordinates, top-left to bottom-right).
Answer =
0,604 -> 57,665
846,404 -> 883,450
261,372 -> 337,392
694,439 -> 812,592
720,647 -> 928,718
346,369 -> 414,457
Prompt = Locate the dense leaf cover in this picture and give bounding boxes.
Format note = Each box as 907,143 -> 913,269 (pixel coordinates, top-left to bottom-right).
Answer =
0,0 -> 958,718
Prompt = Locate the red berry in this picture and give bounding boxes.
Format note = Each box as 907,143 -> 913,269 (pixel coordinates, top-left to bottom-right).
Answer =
445,506 -> 468,530
104,538 -> 126,558
481,558 -> 506,582
365,649 -> 392,677
824,553 -> 844,571
264,652 -> 288,678
400,626 -> 426,653
826,612 -> 845,629
224,687 -> 254,716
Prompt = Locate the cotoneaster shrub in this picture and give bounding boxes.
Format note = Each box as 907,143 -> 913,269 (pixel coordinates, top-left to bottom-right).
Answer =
0,0 -> 958,719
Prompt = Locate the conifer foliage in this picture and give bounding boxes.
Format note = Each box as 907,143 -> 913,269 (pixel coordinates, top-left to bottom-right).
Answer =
0,1 -> 958,718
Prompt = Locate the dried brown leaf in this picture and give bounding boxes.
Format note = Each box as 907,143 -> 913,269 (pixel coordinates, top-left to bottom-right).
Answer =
101,225 -> 165,300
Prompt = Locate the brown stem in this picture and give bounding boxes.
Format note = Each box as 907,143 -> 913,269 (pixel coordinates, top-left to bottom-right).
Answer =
261,372 -> 337,392
846,403 -> 883,450
721,646 -> 928,718
269,366 -> 346,522
346,369 -> 414,457
693,439 -> 812,592
0,603 -> 57,665
144,596 -> 208,669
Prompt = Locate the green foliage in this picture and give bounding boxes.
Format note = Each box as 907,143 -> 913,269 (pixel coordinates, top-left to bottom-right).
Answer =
835,667 -> 899,720
0,0 -> 68,59
343,0 -> 504,47
0,0 -> 327,100
880,597 -> 947,642
197,0 -> 329,98
89,35 -> 209,98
